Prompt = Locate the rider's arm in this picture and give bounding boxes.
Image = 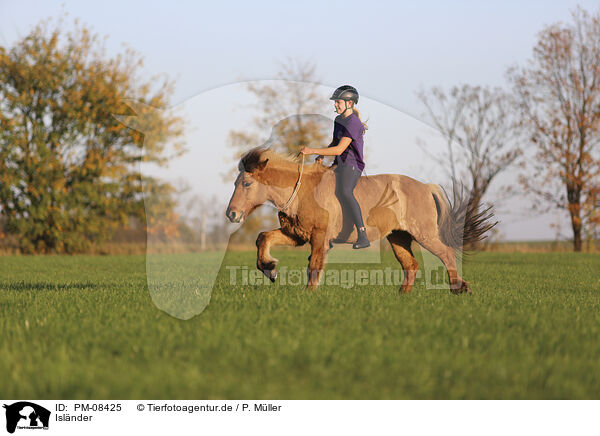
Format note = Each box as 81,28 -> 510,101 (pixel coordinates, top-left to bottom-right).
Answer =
315,139 -> 335,161
309,137 -> 352,156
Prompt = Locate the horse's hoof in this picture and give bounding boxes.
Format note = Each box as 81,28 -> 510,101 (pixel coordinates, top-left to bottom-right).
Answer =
399,286 -> 412,294
450,282 -> 470,295
258,259 -> 278,282
260,268 -> 277,282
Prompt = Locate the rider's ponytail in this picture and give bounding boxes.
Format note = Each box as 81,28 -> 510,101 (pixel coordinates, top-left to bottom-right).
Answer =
352,106 -> 368,134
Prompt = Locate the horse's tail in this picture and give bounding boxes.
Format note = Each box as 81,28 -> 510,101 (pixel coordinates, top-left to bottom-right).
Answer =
428,180 -> 497,250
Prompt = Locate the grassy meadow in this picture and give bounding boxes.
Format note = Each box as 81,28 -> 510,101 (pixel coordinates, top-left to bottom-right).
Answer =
1,249 -> 599,399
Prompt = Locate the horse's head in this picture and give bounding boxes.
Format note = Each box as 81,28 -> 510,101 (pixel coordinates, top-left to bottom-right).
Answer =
225,148 -> 270,223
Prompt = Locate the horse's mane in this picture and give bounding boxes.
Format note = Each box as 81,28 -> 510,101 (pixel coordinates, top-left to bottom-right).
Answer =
238,146 -> 327,174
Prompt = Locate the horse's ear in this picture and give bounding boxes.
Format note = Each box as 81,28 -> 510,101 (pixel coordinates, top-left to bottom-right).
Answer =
257,159 -> 269,171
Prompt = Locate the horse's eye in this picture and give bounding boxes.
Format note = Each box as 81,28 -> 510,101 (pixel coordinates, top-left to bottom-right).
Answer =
242,181 -> 252,188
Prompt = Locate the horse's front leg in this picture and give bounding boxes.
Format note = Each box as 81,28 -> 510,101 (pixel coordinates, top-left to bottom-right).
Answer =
256,228 -> 302,282
307,230 -> 328,291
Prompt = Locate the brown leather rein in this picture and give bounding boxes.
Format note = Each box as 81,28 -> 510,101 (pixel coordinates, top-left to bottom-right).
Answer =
280,153 -> 305,212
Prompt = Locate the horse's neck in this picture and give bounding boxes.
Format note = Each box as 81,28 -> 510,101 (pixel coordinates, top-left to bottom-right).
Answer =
265,163 -> 335,216
265,165 -> 303,213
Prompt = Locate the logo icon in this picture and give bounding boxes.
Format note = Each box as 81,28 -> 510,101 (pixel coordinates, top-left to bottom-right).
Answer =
3,402 -> 50,434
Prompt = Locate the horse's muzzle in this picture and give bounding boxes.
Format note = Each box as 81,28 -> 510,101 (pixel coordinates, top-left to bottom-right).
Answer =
226,208 -> 244,223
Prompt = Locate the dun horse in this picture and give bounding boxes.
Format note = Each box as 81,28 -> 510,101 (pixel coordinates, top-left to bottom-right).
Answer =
226,147 -> 496,294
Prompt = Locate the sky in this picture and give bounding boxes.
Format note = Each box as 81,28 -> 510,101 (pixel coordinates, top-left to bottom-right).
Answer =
1,0 -> 598,241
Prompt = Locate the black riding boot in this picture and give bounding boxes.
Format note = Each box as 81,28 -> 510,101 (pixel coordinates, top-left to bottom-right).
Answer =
353,227 -> 370,249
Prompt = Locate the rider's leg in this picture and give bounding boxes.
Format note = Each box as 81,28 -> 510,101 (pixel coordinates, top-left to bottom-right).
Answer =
333,165 -> 356,242
336,164 -> 370,249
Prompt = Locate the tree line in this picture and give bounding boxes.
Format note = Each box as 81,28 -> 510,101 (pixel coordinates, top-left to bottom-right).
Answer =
1,8 -> 598,253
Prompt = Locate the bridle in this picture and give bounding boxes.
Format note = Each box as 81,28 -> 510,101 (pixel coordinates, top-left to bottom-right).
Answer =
281,153 -> 305,212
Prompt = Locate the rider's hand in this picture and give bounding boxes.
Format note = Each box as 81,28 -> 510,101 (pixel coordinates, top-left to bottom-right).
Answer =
299,146 -> 313,155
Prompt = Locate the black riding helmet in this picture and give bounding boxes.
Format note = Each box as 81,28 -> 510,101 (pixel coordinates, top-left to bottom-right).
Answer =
329,85 -> 359,104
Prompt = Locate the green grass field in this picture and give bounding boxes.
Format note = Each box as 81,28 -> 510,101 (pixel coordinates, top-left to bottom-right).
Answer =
1,250 -> 599,399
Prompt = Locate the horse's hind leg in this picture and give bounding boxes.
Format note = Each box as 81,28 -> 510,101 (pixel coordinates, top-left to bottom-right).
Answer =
416,236 -> 471,294
256,229 -> 303,282
387,231 -> 419,294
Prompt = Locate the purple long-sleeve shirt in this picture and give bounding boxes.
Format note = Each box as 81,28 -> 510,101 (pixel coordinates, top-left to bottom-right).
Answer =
330,113 -> 365,171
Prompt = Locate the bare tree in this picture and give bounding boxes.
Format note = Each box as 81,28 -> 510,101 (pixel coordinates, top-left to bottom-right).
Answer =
417,84 -> 521,217
181,193 -> 229,250
228,58 -> 330,159
508,7 -> 600,252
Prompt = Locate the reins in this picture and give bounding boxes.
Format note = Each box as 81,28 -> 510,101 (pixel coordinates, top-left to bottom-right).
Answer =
281,153 -> 305,212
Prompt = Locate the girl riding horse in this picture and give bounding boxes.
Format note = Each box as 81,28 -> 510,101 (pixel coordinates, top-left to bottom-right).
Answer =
300,85 -> 370,249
